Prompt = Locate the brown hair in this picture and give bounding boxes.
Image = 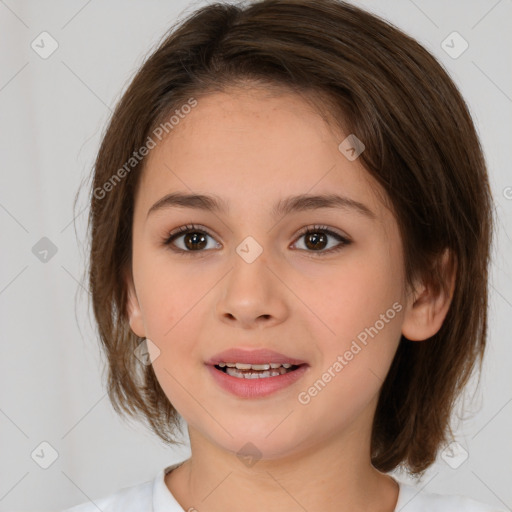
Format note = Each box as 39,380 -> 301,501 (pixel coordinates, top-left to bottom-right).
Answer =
81,0 -> 495,475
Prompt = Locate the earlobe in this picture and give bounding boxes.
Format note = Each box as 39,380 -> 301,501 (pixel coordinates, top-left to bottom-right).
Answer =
124,267 -> 146,338
401,249 -> 457,342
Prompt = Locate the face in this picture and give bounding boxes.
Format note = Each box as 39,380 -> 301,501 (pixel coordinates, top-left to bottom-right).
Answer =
126,86 -> 410,460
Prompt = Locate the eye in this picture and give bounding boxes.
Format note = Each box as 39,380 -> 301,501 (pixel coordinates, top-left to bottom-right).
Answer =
291,225 -> 351,254
163,224 -> 220,254
162,223 -> 351,256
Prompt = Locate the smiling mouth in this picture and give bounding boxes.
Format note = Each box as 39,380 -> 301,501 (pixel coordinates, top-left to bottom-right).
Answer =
214,363 -> 303,379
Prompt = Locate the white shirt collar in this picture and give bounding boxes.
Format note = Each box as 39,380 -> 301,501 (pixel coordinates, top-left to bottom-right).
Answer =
152,460 -> 188,511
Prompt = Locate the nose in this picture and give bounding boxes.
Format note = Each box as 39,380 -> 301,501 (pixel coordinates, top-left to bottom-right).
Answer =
215,250 -> 289,330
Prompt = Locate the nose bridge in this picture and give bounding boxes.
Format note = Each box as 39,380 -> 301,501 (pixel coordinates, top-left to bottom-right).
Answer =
228,236 -> 272,304
216,235 -> 288,326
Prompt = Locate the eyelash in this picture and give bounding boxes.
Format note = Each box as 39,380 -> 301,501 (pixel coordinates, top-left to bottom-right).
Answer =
162,223 -> 351,256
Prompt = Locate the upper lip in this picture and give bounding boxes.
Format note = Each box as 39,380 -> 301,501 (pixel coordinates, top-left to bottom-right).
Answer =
206,348 -> 308,366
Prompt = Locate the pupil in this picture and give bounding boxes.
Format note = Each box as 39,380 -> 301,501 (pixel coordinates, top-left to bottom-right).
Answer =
306,232 -> 327,250
185,232 -> 207,250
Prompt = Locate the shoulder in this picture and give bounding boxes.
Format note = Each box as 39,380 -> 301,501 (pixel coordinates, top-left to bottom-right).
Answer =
60,477 -> 153,512
396,482 -> 507,512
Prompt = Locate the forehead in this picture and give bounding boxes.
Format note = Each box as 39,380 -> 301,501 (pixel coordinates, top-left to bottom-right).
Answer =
137,87 -> 392,225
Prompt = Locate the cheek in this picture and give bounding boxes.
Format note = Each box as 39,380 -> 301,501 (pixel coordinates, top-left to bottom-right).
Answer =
133,248 -> 212,338
297,244 -> 404,342
296,270 -> 403,427
294,243 -> 404,411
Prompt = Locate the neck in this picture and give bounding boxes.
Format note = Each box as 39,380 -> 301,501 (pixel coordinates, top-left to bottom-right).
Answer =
166,417 -> 399,512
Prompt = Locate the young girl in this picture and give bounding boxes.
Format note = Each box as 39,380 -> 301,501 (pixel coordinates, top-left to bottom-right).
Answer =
63,0 -> 503,510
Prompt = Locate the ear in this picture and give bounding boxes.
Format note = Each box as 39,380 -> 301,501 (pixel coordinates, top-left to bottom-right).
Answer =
401,248 -> 457,342
124,266 -> 146,338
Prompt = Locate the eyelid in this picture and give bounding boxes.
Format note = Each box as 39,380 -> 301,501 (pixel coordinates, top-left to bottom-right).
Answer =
293,224 -> 351,243
166,223 -> 216,240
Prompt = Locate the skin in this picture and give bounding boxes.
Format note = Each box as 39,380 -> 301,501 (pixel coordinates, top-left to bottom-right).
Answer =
125,86 -> 455,512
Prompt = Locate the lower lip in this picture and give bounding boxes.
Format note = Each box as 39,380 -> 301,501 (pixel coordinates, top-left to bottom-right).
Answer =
206,364 -> 309,398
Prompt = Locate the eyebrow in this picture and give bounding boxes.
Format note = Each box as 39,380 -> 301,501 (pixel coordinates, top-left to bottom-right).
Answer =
146,192 -> 376,220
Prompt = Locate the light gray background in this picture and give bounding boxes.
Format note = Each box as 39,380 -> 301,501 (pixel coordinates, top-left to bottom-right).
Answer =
0,1 -> 511,511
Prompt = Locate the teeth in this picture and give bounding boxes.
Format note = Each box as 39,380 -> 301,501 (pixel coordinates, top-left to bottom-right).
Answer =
225,366 -> 291,379
217,362 -> 296,370
235,363 -> 253,370
248,363 -> 270,370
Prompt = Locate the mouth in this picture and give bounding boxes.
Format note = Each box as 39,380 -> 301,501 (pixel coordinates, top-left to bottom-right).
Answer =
213,362 -> 305,379
205,348 -> 309,398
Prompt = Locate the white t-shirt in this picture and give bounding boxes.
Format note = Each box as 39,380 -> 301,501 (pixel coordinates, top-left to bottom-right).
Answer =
61,460 -> 505,512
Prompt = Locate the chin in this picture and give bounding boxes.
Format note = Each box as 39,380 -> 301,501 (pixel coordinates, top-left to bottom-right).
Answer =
209,426 -> 307,464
